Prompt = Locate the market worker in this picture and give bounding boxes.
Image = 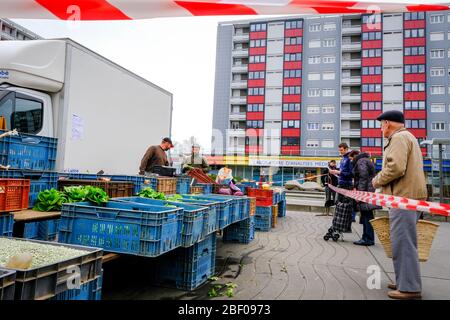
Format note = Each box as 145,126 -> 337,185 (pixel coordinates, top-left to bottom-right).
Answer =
372,110 -> 427,300
181,143 -> 210,173
139,137 -> 174,175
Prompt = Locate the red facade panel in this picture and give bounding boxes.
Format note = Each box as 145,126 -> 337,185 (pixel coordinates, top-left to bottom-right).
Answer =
362,24 -> 382,33
282,95 -> 301,103
404,110 -> 426,119
282,112 -> 301,120
282,129 -> 301,137
246,146 -> 264,154
247,96 -> 265,104
249,47 -> 266,55
404,92 -> 426,100
248,63 -> 266,71
404,74 -> 426,83
408,129 -> 427,137
404,56 -> 426,65
361,129 -> 382,137
246,112 -> 264,120
361,147 -> 383,156
284,61 -> 302,69
281,146 -> 301,155
404,38 -> 426,47
361,75 -> 382,83
249,32 -> 267,40
247,79 -> 265,87
285,29 -> 303,37
283,78 -> 302,86
284,45 -> 303,53
362,111 -> 383,119
362,93 -> 382,101
246,129 -> 264,137
362,40 -> 382,49
362,57 -> 383,66
404,20 -> 425,29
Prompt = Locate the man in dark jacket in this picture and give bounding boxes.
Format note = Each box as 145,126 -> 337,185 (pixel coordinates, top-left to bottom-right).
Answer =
320,160 -> 339,216
349,150 -> 377,246
139,137 -> 173,175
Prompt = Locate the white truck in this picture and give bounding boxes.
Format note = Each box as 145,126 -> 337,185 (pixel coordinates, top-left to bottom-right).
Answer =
0,39 -> 173,175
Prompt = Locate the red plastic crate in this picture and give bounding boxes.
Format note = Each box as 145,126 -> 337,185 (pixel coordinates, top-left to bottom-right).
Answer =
255,197 -> 273,206
0,178 -> 30,212
247,188 -> 273,199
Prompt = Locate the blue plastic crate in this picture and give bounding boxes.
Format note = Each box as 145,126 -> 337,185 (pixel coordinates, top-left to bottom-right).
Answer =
184,195 -> 232,229
241,181 -> 258,188
256,205 -> 272,216
151,234 -> 216,291
254,212 -> 272,232
0,213 -> 13,237
23,222 -> 40,239
58,201 -> 183,257
111,197 -> 206,247
190,194 -> 240,224
176,177 -> 191,195
223,216 -> 254,244
177,198 -> 219,237
278,200 -> 286,217
0,130 -> 57,171
197,183 -> 213,194
38,219 -> 60,241
0,170 -> 58,208
51,272 -> 102,300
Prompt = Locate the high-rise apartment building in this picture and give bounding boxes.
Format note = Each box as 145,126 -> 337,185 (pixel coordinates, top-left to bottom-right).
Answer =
0,19 -> 41,41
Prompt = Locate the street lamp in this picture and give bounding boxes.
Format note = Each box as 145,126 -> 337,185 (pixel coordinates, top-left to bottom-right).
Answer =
420,138 -> 450,203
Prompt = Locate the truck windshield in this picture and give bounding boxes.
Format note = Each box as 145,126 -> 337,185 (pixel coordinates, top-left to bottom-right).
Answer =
0,89 -> 43,134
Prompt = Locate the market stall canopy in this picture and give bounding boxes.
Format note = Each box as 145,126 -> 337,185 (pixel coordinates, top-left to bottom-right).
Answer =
0,0 -> 449,20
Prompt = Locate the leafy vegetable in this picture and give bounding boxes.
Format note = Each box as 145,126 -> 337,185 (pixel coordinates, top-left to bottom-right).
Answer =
64,186 -> 88,203
33,189 -> 68,212
166,194 -> 183,202
138,187 -> 166,200
84,186 -> 109,205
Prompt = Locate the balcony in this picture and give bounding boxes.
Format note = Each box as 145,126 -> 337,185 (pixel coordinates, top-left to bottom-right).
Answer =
232,49 -> 249,58
341,129 -> 361,138
341,76 -> 361,86
341,93 -> 361,103
227,129 -> 246,137
341,59 -> 361,68
341,112 -> 361,120
226,146 -> 245,155
229,112 -> 246,121
231,64 -> 248,73
230,96 -> 247,105
231,80 -> 247,89
0,32 -> 14,40
342,42 -> 361,52
233,33 -> 250,42
342,24 -> 362,35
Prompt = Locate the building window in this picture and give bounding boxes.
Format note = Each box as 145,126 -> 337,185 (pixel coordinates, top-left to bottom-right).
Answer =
248,87 -> 265,96
361,138 -> 382,147
322,71 -> 335,80
362,32 -> 382,41
405,101 -> 425,110
308,72 -> 320,81
322,105 -> 335,113
362,14 -> 382,24
323,39 -> 336,47
308,88 -> 320,97
362,101 -> 382,111
309,23 -> 321,32
430,49 -> 445,59
431,85 -> 445,95
431,122 -> 445,131
404,82 -> 425,92
323,22 -> 336,31
285,37 -> 303,45
322,140 -> 334,148
362,66 -> 382,75
309,39 -> 321,48
248,71 -> 265,80
307,106 -> 320,114
284,69 -> 302,78
431,68 -> 445,77
306,140 -> 319,148
247,104 -> 264,112
246,120 -> 264,129
308,55 -> 321,64
322,55 -> 336,63
404,64 -> 425,74
404,12 -> 425,21
431,103 -> 445,113
362,84 -> 382,93
307,123 -> 320,131
250,23 -> 267,32
405,46 -> 425,56
282,103 -> 301,111
322,122 -> 334,130
404,29 -> 425,38
405,120 -> 426,129
249,55 -> 266,63
283,86 -> 301,95
285,20 -> 303,29
284,53 -> 302,62
362,120 -> 381,129
430,14 -> 444,24
250,39 -> 266,48
362,49 -> 382,58
430,32 -> 445,41
282,137 -> 300,146
322,89 -> 335,97
282,120 -> 300,129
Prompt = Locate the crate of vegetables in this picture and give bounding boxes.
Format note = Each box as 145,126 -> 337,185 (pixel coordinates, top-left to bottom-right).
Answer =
57,180 -> 134,199
58,201 -> 183,257
0,237 -> 103,300
0,267 -> 16,300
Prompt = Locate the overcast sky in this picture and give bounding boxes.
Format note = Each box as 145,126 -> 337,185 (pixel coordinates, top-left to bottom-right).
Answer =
14,16 -> 263,153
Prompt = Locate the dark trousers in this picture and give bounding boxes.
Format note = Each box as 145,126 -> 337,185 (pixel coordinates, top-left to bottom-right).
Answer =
359,210 -> 375,243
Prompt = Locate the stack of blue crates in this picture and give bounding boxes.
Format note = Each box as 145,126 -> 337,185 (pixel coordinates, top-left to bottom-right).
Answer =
176,176 -> 191,194
0,213 -> 13,237
51,271 -> 103,300
21,219 -> 60,241
223,215 -> 255,244
278,200 -> 287,218
254,206 -> 272,232
197,183 -> 213,194
150,233 -> 217,291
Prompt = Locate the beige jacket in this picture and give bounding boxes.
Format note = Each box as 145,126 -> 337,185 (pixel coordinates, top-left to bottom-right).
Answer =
372,128 -> 427,200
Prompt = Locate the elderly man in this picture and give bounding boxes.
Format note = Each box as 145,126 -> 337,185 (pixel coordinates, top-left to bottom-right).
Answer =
372,110 -> 427,300
182,143 -> 210,173
139,137 -> 174,176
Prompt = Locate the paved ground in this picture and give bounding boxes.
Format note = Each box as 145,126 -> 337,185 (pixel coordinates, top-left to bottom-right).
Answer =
102,210 -> 450,300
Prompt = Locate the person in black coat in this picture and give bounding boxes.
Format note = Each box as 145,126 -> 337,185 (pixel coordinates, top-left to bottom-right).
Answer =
320,160 -> 339,216
349,150 -> 379,246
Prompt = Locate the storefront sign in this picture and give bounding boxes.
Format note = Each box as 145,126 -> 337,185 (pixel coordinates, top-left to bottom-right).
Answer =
248,158 -> 339,168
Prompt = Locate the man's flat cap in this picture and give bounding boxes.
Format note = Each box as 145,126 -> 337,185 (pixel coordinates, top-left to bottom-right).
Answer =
376,110 -> 405,124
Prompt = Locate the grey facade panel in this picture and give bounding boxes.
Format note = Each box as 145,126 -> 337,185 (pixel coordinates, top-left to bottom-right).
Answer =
212,24 -> 233,154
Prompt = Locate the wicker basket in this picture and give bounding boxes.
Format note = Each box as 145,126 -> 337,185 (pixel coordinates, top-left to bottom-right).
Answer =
156,177 -> 177,194
249,197 -> 256,216
271,205 -> 278,228
370,217 -> 440,262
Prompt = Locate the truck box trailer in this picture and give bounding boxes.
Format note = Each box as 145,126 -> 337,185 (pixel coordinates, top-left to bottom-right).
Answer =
0,39 -> 172,175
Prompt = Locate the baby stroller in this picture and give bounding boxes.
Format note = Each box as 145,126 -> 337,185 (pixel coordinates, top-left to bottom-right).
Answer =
323,196 -> 353,242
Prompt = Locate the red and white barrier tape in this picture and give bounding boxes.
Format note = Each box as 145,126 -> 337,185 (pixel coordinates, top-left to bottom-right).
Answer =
328,185 -> 450,217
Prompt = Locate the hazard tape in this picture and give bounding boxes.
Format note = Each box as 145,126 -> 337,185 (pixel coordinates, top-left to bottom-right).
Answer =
328,185 -> 450,217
